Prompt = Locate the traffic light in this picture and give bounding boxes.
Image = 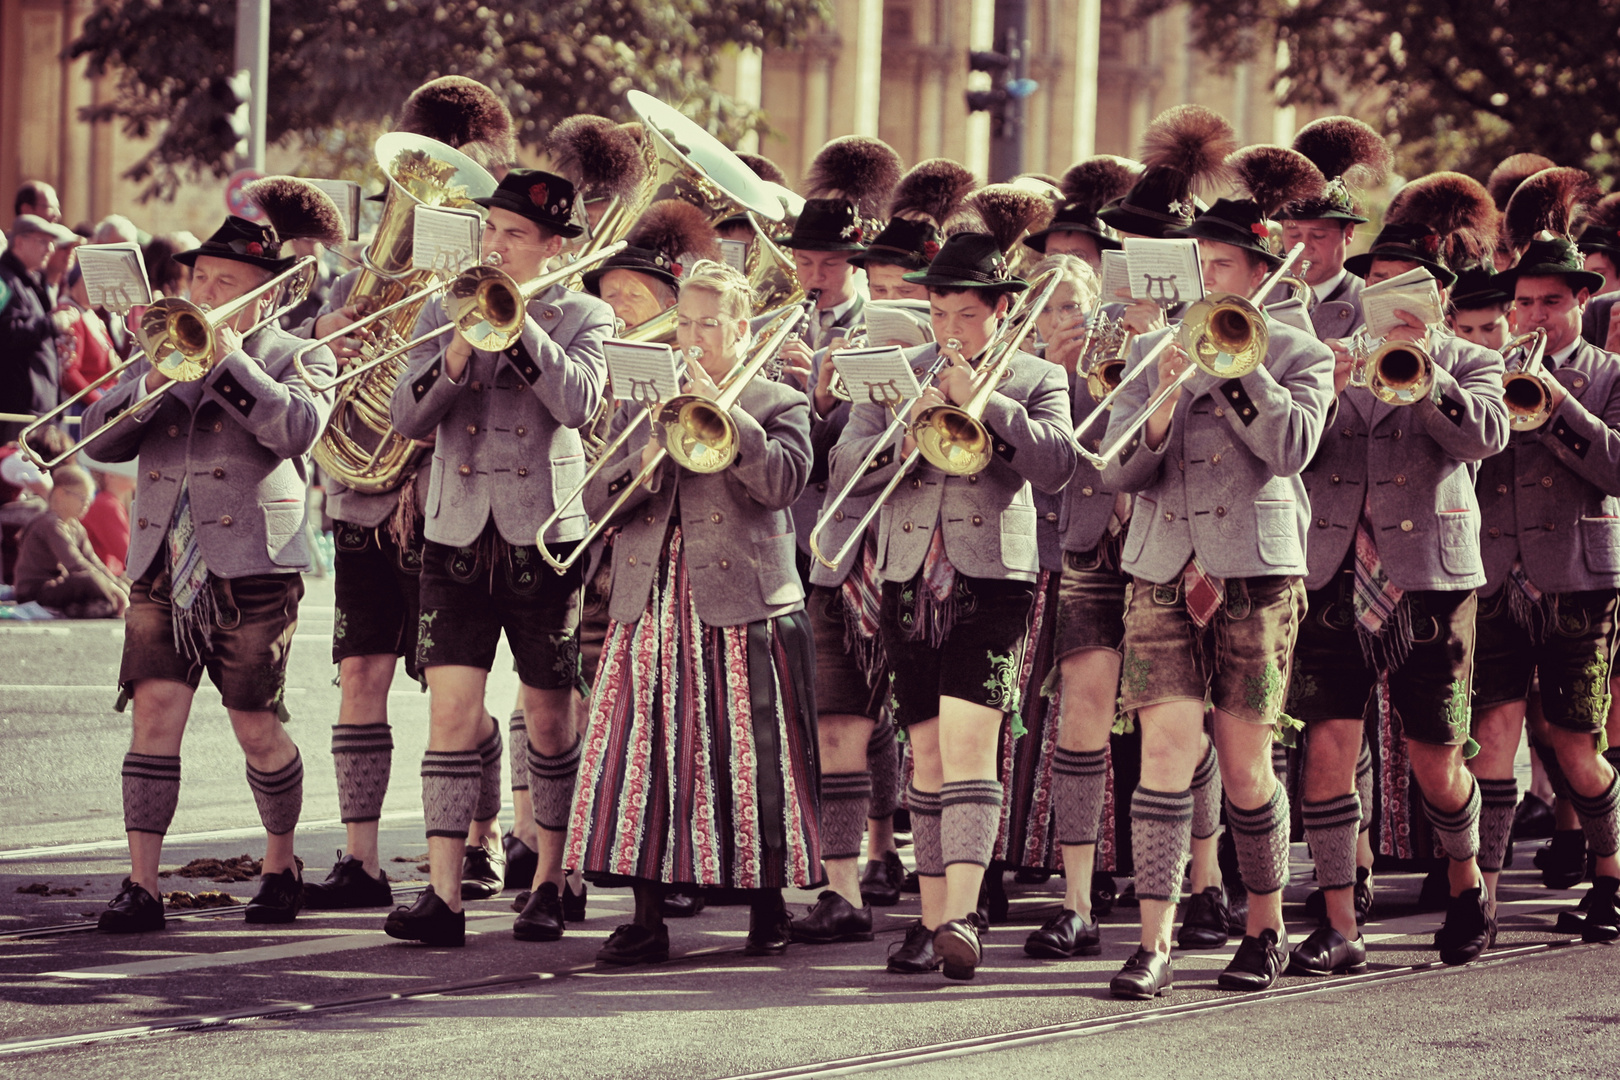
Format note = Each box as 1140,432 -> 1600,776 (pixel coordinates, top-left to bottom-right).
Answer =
966,50 -> 1038,126
207,70 -> 253,161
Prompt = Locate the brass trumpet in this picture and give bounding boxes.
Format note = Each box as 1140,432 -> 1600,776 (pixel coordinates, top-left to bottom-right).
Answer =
1500,327 -> 1553,431
21,256 -> 318,469
1347,328 -> 1435,406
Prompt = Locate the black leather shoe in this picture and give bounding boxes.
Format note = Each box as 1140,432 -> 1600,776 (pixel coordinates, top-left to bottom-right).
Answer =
245,867 -> 303,924
744,899 -> 791,957
887,920 -> 941,973
934,917 -> 982,981
513,881 -> 565,941
501,833 -> 538,891
597,922 -> 668,965
1435,886 -> 1494,965
1176,886 -> 1230,949
1116,881 -> 1138,907
790,891 -> 874,944
1288,925 -> 1368,976
661,886 -> 706,918
1536,830 -> 1587,889
384,885 -> 464,946
563,877 -> 588,922
1554,889 -> 1591,935
303,854 -> 393,910
461,844 -> 504,901
900,870 -> 920,895
982,870 -> 1010,925
1217,927 -> 1289,991
511,889 -> 531,914
1109,948 -> 1173,999
1091,872 -> 1117,918
1014,867 -> 1052,885
1582,876 -> 1620,943
1224,883 -> 1249,936
98,879 -> 165,934
1418,863 -> 1451,912
1023,909 -> 1101,959
860,850 -> 905,907
1512,793 -> 1556,840
1354,867 -> 1375,925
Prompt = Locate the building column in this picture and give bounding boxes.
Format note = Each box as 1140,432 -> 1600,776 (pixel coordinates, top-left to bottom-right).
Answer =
1070,0 -> 1101,160
800,32 -> 839,181
829,0 -> 883,137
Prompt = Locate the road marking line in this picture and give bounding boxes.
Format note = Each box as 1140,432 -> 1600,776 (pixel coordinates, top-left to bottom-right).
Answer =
0,810 -> 442,861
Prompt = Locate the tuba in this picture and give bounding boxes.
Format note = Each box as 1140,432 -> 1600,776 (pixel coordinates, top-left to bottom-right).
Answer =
312,132 -> 497,495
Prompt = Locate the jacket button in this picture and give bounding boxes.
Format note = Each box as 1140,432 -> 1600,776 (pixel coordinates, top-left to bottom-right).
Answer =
968,474 -> 978,484
1540,476 -> 1553,488
1394,474 -> 1407,486
1317,517 -> 1328,528
1210,453 -> 1221,465
212,467 -> 224,479
1164,510 -> 1174,522
1215,506 -> 1226,518
213,421 -> 223,433
1400,519 -> 1413,531
467,424 -> 478,435
971,514 -> 983,526
238,399 -> 249,408
1082,486 -> 1094,496
1045,512 -> 1059,523
137,517 -> 148,528
515,426 -> 526,437
220,515 -> 233,527
901,521 -> 914,532
719,558 -> 730,569
167,425 -> 179,437
627,555 -> 637,566
1214,407 -> 1225,418
1487,527 -> 1501,538
645,514 -> 655,524
816,482 -> 827,492
1544,521 -> 1556,531
834,510 -> 846,522
1392,429 -> 1403,440
997,443 -> 1007,452
910,477 -> 922,489
1341,428 -> 1353,438
516,467 -> 529,477
458,464 -> 472,476
1496,484 -> 1508,495
470,380 -> 483,392
710,512 -> 723,524
1330,474 -> 1341,484
1575,378 -> 1586,389
148,470 -> 160,481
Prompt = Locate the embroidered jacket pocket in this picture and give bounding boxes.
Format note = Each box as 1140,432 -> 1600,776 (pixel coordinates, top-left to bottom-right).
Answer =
1581,516 -> 1620,574
1254,499 -> 1301,566
1437,508 -> 1482,576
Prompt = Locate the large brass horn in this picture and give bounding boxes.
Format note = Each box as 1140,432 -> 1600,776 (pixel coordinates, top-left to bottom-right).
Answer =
1347,329 -> 1435,407
1500,327 -> 1553,431
446,242 -> 628,354
21,256 -> 319,469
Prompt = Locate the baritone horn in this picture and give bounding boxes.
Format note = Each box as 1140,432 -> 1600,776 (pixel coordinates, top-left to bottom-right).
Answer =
1500,327 -> 1552,431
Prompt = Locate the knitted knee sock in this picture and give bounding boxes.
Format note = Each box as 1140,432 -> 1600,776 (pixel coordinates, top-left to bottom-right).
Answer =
246,752 -> 304,837
1423,776 -> 1482,863
940,779 -> 1004,869
473,721 -> 503,822
1569,771 -> 1620,859
1476,778 -> 1519,874
1190,742 -> 1223,841
1272,741 -> 1290,785
1356,737 -> 1375,834
331,723 -> 393,823
528,737 -> 583,833
1052,747 -> 1109,846
867,721 -> 901,820
1226,783 -> 1292,895
907,784 -> 944,877
819,772 -> 874,861
122,753 -> 181,835
421,749 -> 483,839
1302,793 -> 1362,892
508,711 -> 529,792
1130,786 -> 1194,903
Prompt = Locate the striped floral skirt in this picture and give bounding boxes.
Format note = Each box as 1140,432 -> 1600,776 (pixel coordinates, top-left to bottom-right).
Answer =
564,526 -> 824,890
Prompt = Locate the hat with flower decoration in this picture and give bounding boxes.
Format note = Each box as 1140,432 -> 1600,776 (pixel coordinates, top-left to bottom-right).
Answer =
473,168 -> 584,239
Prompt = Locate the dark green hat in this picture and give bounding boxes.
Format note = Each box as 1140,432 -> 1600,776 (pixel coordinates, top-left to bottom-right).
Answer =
1448,267 -> 1512,310
1344,222 -> 1457,289
780,198 -> 867,252
1023,202 -> 1123,255
902,233 -> 1028,292
473,169 -> 583,239
1499,236 -> 1606,296
174,216 -> 295,272
848,217 -> 941,272
1168,198 -> 1281,268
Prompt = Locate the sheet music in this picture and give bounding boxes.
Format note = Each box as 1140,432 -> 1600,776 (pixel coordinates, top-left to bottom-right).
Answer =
1123,237 -> 1204,306
1099,250 -> 1132,305
411,206 -> 483,275
719,238 -> 749,274
77,243 -> 152,312
310,179 -> 362,242
862,300 -> 933,347
603,340 -> 684,404
832,346 -> 920,407
1360,266 -> 1443,340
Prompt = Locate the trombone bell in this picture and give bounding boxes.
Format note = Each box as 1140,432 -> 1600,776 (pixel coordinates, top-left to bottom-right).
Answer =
1183,296 -> 1269,379
659,398 -> 736,474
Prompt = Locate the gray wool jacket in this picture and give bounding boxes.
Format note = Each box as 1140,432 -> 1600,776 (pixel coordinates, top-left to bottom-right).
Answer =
1300,331 -> 1509,592
389,283 -> 614,548
1101,317 -> 1335,583
80,324 -> 336,580
1476,338 -> 1620,595
827,342 -> 1077,585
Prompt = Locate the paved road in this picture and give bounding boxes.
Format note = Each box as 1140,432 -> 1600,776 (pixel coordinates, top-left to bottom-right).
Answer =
1,577 -> 1616,1078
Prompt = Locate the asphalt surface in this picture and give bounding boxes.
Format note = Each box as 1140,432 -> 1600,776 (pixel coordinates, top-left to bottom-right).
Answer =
1,576 -> 1617,1078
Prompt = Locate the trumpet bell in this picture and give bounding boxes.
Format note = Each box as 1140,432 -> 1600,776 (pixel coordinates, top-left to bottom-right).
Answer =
1369,344 -> 1430,404
447,266 -> 525,353
1503,372 -> 1553,430
1182,295 -> 1269,379
914,406 -> 991,475
659,397 -> 737,474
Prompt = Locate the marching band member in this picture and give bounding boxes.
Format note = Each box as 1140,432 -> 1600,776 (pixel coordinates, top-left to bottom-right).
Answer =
1577,194 -> 1620,349
1448,269 -> 1516,351
384,168 -> 613,947
1099,149 -> 1334,998
1293,172 -> 1509,974
827,231 -> 1077,980
565,260 -> 818,965
85,185 -> 344,932
1020,157 -> 1138,271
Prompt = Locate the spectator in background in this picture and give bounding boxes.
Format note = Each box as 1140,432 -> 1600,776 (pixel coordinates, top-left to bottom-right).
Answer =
142,233 -> 195,299
14,181 -> 62,224
0,444 -> 53,585
82,466 -> 133,577
56,263 -> 117,404
1,215 -> 79,442
12,464 -> 127,617
91,215 -> 145,359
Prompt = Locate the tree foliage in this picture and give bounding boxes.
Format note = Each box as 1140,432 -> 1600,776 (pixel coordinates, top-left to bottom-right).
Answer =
72,0 -> 829,201
1130,0 -> 1620,185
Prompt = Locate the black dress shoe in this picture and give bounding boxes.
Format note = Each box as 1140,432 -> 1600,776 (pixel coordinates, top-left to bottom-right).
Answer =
1176,886 -> 1230,949
1354,867 -> 1375,925
1417,863 -> 1451,912
899,869 -> 921,895
1581,876 -> 1620,943
461,844 -> 504,901
1224,883 -> 1249,936
1536,830 -> 1587,889
1434,886 -> 1494,965
744,901 -> 791,956
384,885 -> 465,946
98,879 -> 165,934
860,850 -> 905,907
245,868 -> 303,924
1024,909 -> 1101,959
1091,872 -> 1116,918
1288,925 -> 1368,976
934,917 -> 983,981
887,920 -> 941,973
1512,792 -> 1556,840
789,891 -> 874,944
1217,927 -> 1290,991
511,889 -> 531,914
1015,867 -> 1053,885
563,877 -> 588,922
661,886 -> 706,918
513,881 -> 565,941
501,833 -> 538,891
1109,948 -> 1173,999
1554,891 -> 1590,935
303,854 -> 393,910
597,922 -> 668,965
981,873 -> 1009,925
1116,881 -> 1138,907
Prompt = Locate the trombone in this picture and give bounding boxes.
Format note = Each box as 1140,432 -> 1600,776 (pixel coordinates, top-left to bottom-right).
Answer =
536,304 -> 810,574
20,256 -> 319,470
1500,327 -> 1552,431
1076,243 -> 1306,469
1345,327 -> 1435,407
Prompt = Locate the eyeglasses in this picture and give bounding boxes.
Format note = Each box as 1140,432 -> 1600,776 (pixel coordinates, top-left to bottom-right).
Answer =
1051,303 -> 1086,318
676,317 -> 724,331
